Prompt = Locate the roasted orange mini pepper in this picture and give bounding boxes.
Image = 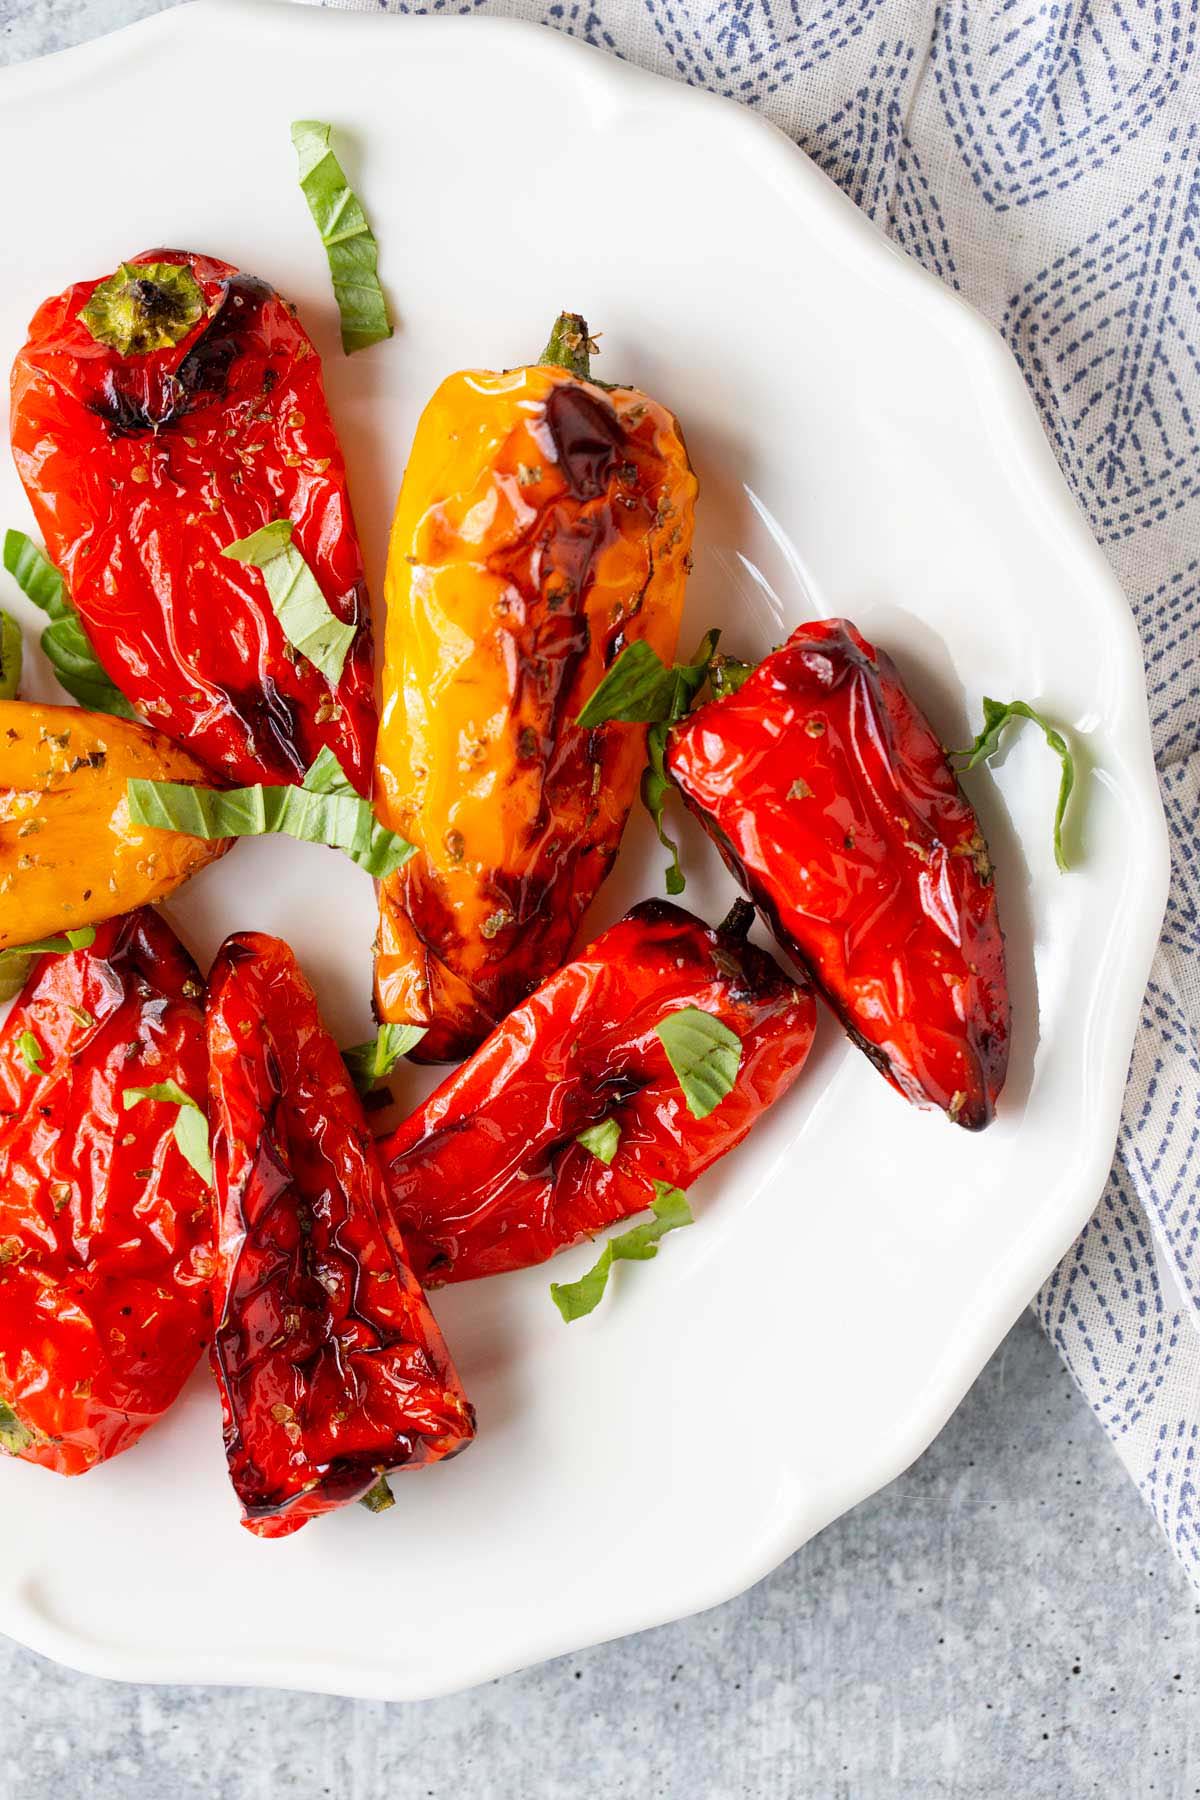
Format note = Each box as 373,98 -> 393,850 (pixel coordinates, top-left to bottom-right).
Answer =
0,699 -> 229,949
374,314 -> 698,1061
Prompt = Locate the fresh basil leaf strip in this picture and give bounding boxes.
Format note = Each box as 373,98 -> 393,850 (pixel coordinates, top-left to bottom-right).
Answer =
578,631 -> 720,894
123,1081 -> 213,1185
0,609 -> 22,700
222,521 -> 356,689
126,755 -> 414,879
15,929 -> 97,956
956,696 -> 1076,874
655,1006 -> 742,1119
343,1023 -> 428,1093
291,120 -> 393,356
0,928 -> 97,1005
577,630 -> 720,728
550,1182 -> 693,1322
0,1400 -> 33,1455
3,530 -> 139,719
643,721 -> 686,896
17,1030 -> 42,1074
1,960 -> 34,1005
577,641 -> 678,726
173,1107 -> 214,1187
576,1117 -> 621,1165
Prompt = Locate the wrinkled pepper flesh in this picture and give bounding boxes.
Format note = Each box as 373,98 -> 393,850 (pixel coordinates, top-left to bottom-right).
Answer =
0,910 -> 212,1474
379,899 -> 814,1285
0,699 -> 229,950
10,249 -> 376,791
373,314 -> 698,1061
665,619 -> 1010,1129
206,931 -> 475,1538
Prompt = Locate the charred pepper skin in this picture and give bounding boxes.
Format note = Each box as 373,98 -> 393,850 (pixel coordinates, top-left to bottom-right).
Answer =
0,911 -> 212,1475
206,932 -> 474,1540
10,249 -> 376,792
373,323 -> 698,1061
379,899 -> 814,1285
0,699 -> 230,949
665,620 -> 1010,1129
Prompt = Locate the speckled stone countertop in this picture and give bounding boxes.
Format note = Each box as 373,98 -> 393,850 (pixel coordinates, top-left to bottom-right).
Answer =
2,6 -> 1198,1796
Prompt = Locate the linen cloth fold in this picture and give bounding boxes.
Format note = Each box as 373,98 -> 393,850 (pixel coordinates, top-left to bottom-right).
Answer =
311,0 -> 1200,1580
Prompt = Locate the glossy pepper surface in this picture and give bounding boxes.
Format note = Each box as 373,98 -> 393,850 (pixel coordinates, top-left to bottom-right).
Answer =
373,315 -> 698,1061
0,910 -> 212,1475
0,699 -> 229,950
10,249 -> 376,791
379,899 -> 814,1285
665,619 -> 1009,1129
206,932 -> 474,1539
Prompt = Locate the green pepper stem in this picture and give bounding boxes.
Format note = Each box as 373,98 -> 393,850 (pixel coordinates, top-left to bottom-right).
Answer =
717,899 -> 756,943
709,655 -> 755,700
359,1473 -> 395,1514
539,312 -> 592,380
79,261 -> 205,358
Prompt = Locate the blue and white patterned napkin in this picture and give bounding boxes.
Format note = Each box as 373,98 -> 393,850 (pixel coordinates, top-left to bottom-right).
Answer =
316,0 -> 1200,1580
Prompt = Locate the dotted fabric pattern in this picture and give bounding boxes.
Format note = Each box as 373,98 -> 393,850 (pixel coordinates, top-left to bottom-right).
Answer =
310,0 -> 1200,1581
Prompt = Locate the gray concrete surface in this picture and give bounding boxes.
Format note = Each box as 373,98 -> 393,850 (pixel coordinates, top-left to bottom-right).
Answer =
2,4 -> 1197,1795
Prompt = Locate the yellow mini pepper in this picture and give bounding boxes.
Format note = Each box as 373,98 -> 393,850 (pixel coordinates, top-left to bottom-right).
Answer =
0,700 -> 229,948
374,313 -> 698,1060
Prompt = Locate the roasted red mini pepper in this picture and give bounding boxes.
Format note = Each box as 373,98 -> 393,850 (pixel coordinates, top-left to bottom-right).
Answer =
0,910 -> 212,1475
665,620 -> 1010,1128
10,249 -> 376,791
379,899 -> 815,1285
206,932 -> 474,1538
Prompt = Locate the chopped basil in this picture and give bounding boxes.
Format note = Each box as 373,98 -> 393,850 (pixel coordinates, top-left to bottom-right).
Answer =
17,1030 -> 42,1075
577,631 -> 719,895
577,641 -> 679,726
222,521 -> 356,688
3,530 -> 139,719
0,928 -> 96,1004
576,1117 -> 621,1165
126,753 -> 414,880
549,1182 -> 693,1322
642,721 -> 686,895
956,697 -> 1077,873
655,1006 -> 742,1119
0,609 -> 22,700
576,630 -> 719,729
123,1081 -> 213,1185
342,1023 -> 427,1093
0,1398 -> 33,1455
291,120 -> 393,355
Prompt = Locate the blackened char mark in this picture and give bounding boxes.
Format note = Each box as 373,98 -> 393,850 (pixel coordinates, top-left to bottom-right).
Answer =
88,273 -> 275,438
175,274 -> 273,404
90,366 -> 176,438
543,385 -> 625,499
219,675 -> 307,785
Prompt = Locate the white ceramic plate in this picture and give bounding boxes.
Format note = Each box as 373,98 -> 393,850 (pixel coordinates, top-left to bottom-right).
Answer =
0,0 -> 1168,1700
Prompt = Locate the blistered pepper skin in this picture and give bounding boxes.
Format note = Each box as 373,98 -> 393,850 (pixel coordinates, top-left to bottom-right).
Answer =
374,355 -> 698,1061
666,620 -> 1010,1129
0,911 -> 212,1475
379,900 -> 814,1285
10,250 -> 376,791
206,932 -> 474,1539
0,699 -> 229,950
